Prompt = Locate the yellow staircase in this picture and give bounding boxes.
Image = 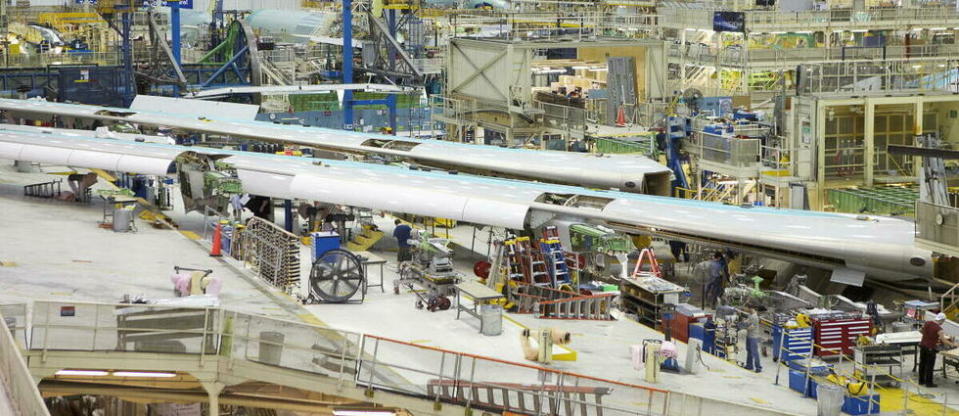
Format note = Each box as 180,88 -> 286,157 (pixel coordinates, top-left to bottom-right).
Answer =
941,281 -> 959,321
346,225 -> 385,252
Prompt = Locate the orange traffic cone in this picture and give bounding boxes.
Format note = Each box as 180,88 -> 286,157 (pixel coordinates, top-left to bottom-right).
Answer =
615,105 -> 627,127
210,223 -> 223,257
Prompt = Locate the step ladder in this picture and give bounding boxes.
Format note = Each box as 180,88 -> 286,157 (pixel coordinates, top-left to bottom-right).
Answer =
517,236 -> 551,286
540,226 -> 571,288
504,237 -> 530,283
631,247 -> 662,278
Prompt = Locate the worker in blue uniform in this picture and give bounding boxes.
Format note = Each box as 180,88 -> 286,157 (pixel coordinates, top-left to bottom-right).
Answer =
704,251 -> 727,308
393,219 -> 413,262
743,305 -> 764,373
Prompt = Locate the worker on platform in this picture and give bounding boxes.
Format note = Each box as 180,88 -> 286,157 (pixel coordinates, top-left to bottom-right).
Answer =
393,219 -> 413,263
743,305 -> 764,373
704,251 -> 727,308
919,313 -> 957,388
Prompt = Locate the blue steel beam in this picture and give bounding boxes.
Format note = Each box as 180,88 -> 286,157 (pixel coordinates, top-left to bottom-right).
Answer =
200,46 -> 249,88
342,0 -> 354,130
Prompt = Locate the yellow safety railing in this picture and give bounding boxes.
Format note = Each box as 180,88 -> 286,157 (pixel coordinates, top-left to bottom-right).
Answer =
674,186 -> 723,202
772,335 -> 955,415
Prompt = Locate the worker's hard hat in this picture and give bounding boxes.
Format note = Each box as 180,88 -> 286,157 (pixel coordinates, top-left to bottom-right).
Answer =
936,312 -> 947,321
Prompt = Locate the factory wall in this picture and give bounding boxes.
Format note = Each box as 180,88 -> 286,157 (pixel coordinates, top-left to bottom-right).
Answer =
927,101 -> 959,143
578,45 -> 648,100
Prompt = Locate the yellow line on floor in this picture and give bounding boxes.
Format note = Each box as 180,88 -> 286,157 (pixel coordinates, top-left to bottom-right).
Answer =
179,231 -> 200,240
297,313 -> 326,327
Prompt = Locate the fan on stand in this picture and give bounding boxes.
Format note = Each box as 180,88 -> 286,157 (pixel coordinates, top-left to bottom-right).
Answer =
307,249 -> 366,303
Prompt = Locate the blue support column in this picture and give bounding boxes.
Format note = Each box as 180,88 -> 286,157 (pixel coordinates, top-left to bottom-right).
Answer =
342,0 -> 354,130
284,199 -> 293,232
387,9 -> 396,74
387,94 -> 397,134
169,1 -> 181,95
121,12 -> 134,105
170,1 -> 181,66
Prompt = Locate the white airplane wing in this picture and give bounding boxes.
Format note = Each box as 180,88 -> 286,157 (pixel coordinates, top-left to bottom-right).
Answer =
183,84 -> 417,99
0,98 -> 674,196
0,127 -> 932,283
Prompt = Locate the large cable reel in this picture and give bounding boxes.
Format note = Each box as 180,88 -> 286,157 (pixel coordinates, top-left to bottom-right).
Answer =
308,249 -> 365,303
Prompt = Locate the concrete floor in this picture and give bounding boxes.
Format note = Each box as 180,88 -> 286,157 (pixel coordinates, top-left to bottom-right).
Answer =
1,159 -> 957,415
0,163 -> 298,320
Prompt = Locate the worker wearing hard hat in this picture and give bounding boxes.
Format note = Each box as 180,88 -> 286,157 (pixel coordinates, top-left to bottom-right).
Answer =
919,313 -> 958,388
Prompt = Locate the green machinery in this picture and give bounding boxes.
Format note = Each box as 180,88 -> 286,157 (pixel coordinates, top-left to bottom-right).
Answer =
566,223 -> 634,282
176,152 -> 242,213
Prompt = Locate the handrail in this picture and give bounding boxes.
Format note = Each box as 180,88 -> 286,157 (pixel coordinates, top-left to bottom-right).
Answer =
18,299 -> 803,416
942,281 -> 959,315
0,308 -> 51,416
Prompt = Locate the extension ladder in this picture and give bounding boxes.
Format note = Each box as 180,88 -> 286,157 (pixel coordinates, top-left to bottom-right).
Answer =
511,285 -> 614,320
426,379 -> 612,416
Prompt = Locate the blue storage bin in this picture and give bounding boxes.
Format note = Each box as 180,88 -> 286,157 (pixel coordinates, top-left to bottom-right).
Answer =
842,394 -> 879,415
312,231 -> 340,261
788,370 -> 817,398
689,323 -> 716,354
221,225 -> 233,255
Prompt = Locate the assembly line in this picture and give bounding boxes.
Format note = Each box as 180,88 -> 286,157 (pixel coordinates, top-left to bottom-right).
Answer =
5,0 -> 959,414
0,123 -> 932,283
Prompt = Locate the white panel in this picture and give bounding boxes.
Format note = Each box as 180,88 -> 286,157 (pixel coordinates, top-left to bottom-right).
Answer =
67,151 -> 124,172
289,174 -> 480,222
115,155 -> 177,175
131,96 -> 260,121
18,144 -> 71,166
0,142 -> 23,159
830,267 -> 866,287
236,170 -> 297,200
460,198 -> 529,229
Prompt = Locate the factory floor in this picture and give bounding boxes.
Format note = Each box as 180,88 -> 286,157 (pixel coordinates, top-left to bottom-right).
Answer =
0,160 -> 954,416
0,162 -> 300,320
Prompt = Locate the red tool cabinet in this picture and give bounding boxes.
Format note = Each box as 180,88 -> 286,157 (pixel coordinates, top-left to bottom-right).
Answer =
812,316 -> 872,356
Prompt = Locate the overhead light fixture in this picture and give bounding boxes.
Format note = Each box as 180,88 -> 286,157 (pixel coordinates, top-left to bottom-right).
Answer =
930,28 -> 947,31
851,29 -> 868,33
794,31 -> 813,34
571,65 -> 589,70
55,370 -> 109,377
333,411 -> 396,416
112,371 -> 177,378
